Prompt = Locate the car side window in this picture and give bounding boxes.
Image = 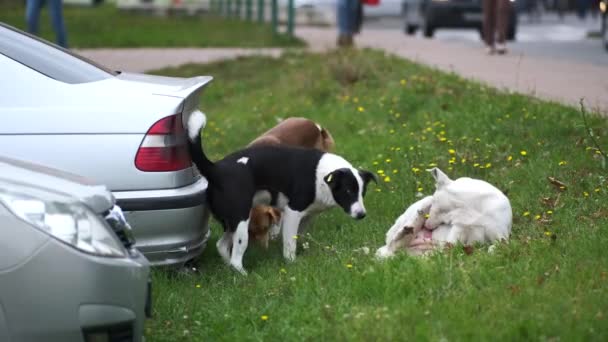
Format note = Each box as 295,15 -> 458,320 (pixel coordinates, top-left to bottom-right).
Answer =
0,23 -> 117,84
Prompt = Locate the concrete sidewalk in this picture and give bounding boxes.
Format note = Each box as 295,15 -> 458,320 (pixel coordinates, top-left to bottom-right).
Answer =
77,48 -> 282,73
78,27 -> 608,114
296,27 -> 608,114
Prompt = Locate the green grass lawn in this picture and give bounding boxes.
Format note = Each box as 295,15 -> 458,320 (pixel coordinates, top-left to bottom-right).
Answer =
0,3 -> 303,48
148,49 -> 608,341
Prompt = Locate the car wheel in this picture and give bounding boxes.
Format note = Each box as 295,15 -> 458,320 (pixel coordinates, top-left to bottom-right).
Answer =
423,24 -> 435,38
507,24 -> 516,41
507,12 -> 517,41
406,24 -> 418,35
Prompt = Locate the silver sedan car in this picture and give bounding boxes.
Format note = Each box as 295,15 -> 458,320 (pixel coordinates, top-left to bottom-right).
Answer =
0,23 -> 211,266
0,156 -> 150,342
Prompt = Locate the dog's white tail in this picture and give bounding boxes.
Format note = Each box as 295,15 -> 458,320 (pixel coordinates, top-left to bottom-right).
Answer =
186,110 -> 216,182
187,110 -> 207,142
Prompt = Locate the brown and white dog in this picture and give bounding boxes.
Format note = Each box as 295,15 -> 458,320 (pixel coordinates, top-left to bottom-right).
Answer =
247,117 -> 335,248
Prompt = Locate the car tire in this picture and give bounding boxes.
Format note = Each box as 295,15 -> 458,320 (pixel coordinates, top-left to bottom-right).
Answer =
507,12 -> 517,41
507,25 -> 516,41
423,24 -> 435,38
406,24 -> 418,35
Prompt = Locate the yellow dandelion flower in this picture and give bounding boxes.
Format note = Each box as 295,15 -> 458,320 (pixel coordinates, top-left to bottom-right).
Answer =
439,137 -> 447,142
558,161 -> 567,166
426,127 -> 433,132
395,147 -> 401,151
546,210 -> 553,215
439,131 -> 446,135
385,159 -> 392,163
520,150 -> 527,156
358,106 -> 365,112
534,214 -> 541,220
583,191 -> 589,197
473,163 -> 480,167
402,123 -> 407,128
384,176 -> 391,183
293,235 -> 299,240
461,158 -> 467,164
196,284 -> 201,288
280,268 -> 287,274
485,163 -> 492,168
507,155 -> 513,161
475,138 -> 481,142
448,149 -> 456,154
412,167 -> 420,173
261,315 -> 269,321
544,231 -> 552,236
595,188 -> 601,193
417,187 -> 423,192
377,169 -> 385,174
346,264 -> 353,269
400,79 -> 407,86
392,169 -> 399,174
373,161 -> 379,165
523,211 -> 530,216
389,129 -> 395,134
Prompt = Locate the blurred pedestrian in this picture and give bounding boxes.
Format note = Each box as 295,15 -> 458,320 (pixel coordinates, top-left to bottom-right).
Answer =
26,0 -> 68,48
483,0 -> 510,54
337,0 -> 361,47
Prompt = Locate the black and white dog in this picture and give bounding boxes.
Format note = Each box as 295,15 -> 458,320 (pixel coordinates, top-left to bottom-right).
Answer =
187,111 -> 375,274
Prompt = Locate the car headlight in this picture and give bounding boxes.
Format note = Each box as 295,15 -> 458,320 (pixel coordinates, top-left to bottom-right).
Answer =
0,190 -> 127,257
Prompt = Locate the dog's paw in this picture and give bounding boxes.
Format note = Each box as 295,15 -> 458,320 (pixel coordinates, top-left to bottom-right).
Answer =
232,264 -> 248,276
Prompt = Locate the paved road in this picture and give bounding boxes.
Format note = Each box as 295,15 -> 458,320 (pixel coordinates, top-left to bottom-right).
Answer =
364,13 -> 608,67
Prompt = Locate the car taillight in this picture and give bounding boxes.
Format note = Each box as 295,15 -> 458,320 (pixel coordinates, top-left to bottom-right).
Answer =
135,114 -> 191,172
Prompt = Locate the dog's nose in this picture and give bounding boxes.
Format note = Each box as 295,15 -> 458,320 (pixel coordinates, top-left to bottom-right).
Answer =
355,211 -> 366,220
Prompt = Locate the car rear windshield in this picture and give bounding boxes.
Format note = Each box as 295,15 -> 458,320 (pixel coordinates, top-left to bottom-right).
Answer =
0,23 -> 117,84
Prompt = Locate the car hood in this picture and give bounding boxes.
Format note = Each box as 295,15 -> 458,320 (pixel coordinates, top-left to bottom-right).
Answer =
0,156 -> 114,214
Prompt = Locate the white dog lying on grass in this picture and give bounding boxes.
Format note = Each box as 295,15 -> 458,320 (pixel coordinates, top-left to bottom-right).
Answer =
376,168 -> 512,258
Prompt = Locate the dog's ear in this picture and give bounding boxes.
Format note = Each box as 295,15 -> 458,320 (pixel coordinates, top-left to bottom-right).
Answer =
358,169 -> 377,185
427,167 -> 452,189
358,169 -> 377,197
324,169 -> 341,188
266,207 -> 281,224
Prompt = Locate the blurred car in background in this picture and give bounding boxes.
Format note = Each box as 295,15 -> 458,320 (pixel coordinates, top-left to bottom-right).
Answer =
63,0 -> 105,5
601,0 -> 607,51
0,23 -> 211,266
402,0 -> 517,40
0,156 -> 150,342
117,0 -> 211,14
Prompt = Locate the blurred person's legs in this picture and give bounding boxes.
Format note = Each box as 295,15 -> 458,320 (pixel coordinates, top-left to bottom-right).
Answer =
26,0 -> 68,48
26,0 -> 43,35
483,0 -> 497,53
337,0 -> 358,46
495,0 -> 510,53
48,0 -> 68,48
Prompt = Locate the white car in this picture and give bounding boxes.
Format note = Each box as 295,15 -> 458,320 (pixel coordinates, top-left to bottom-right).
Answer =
0,23 -> 211,266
